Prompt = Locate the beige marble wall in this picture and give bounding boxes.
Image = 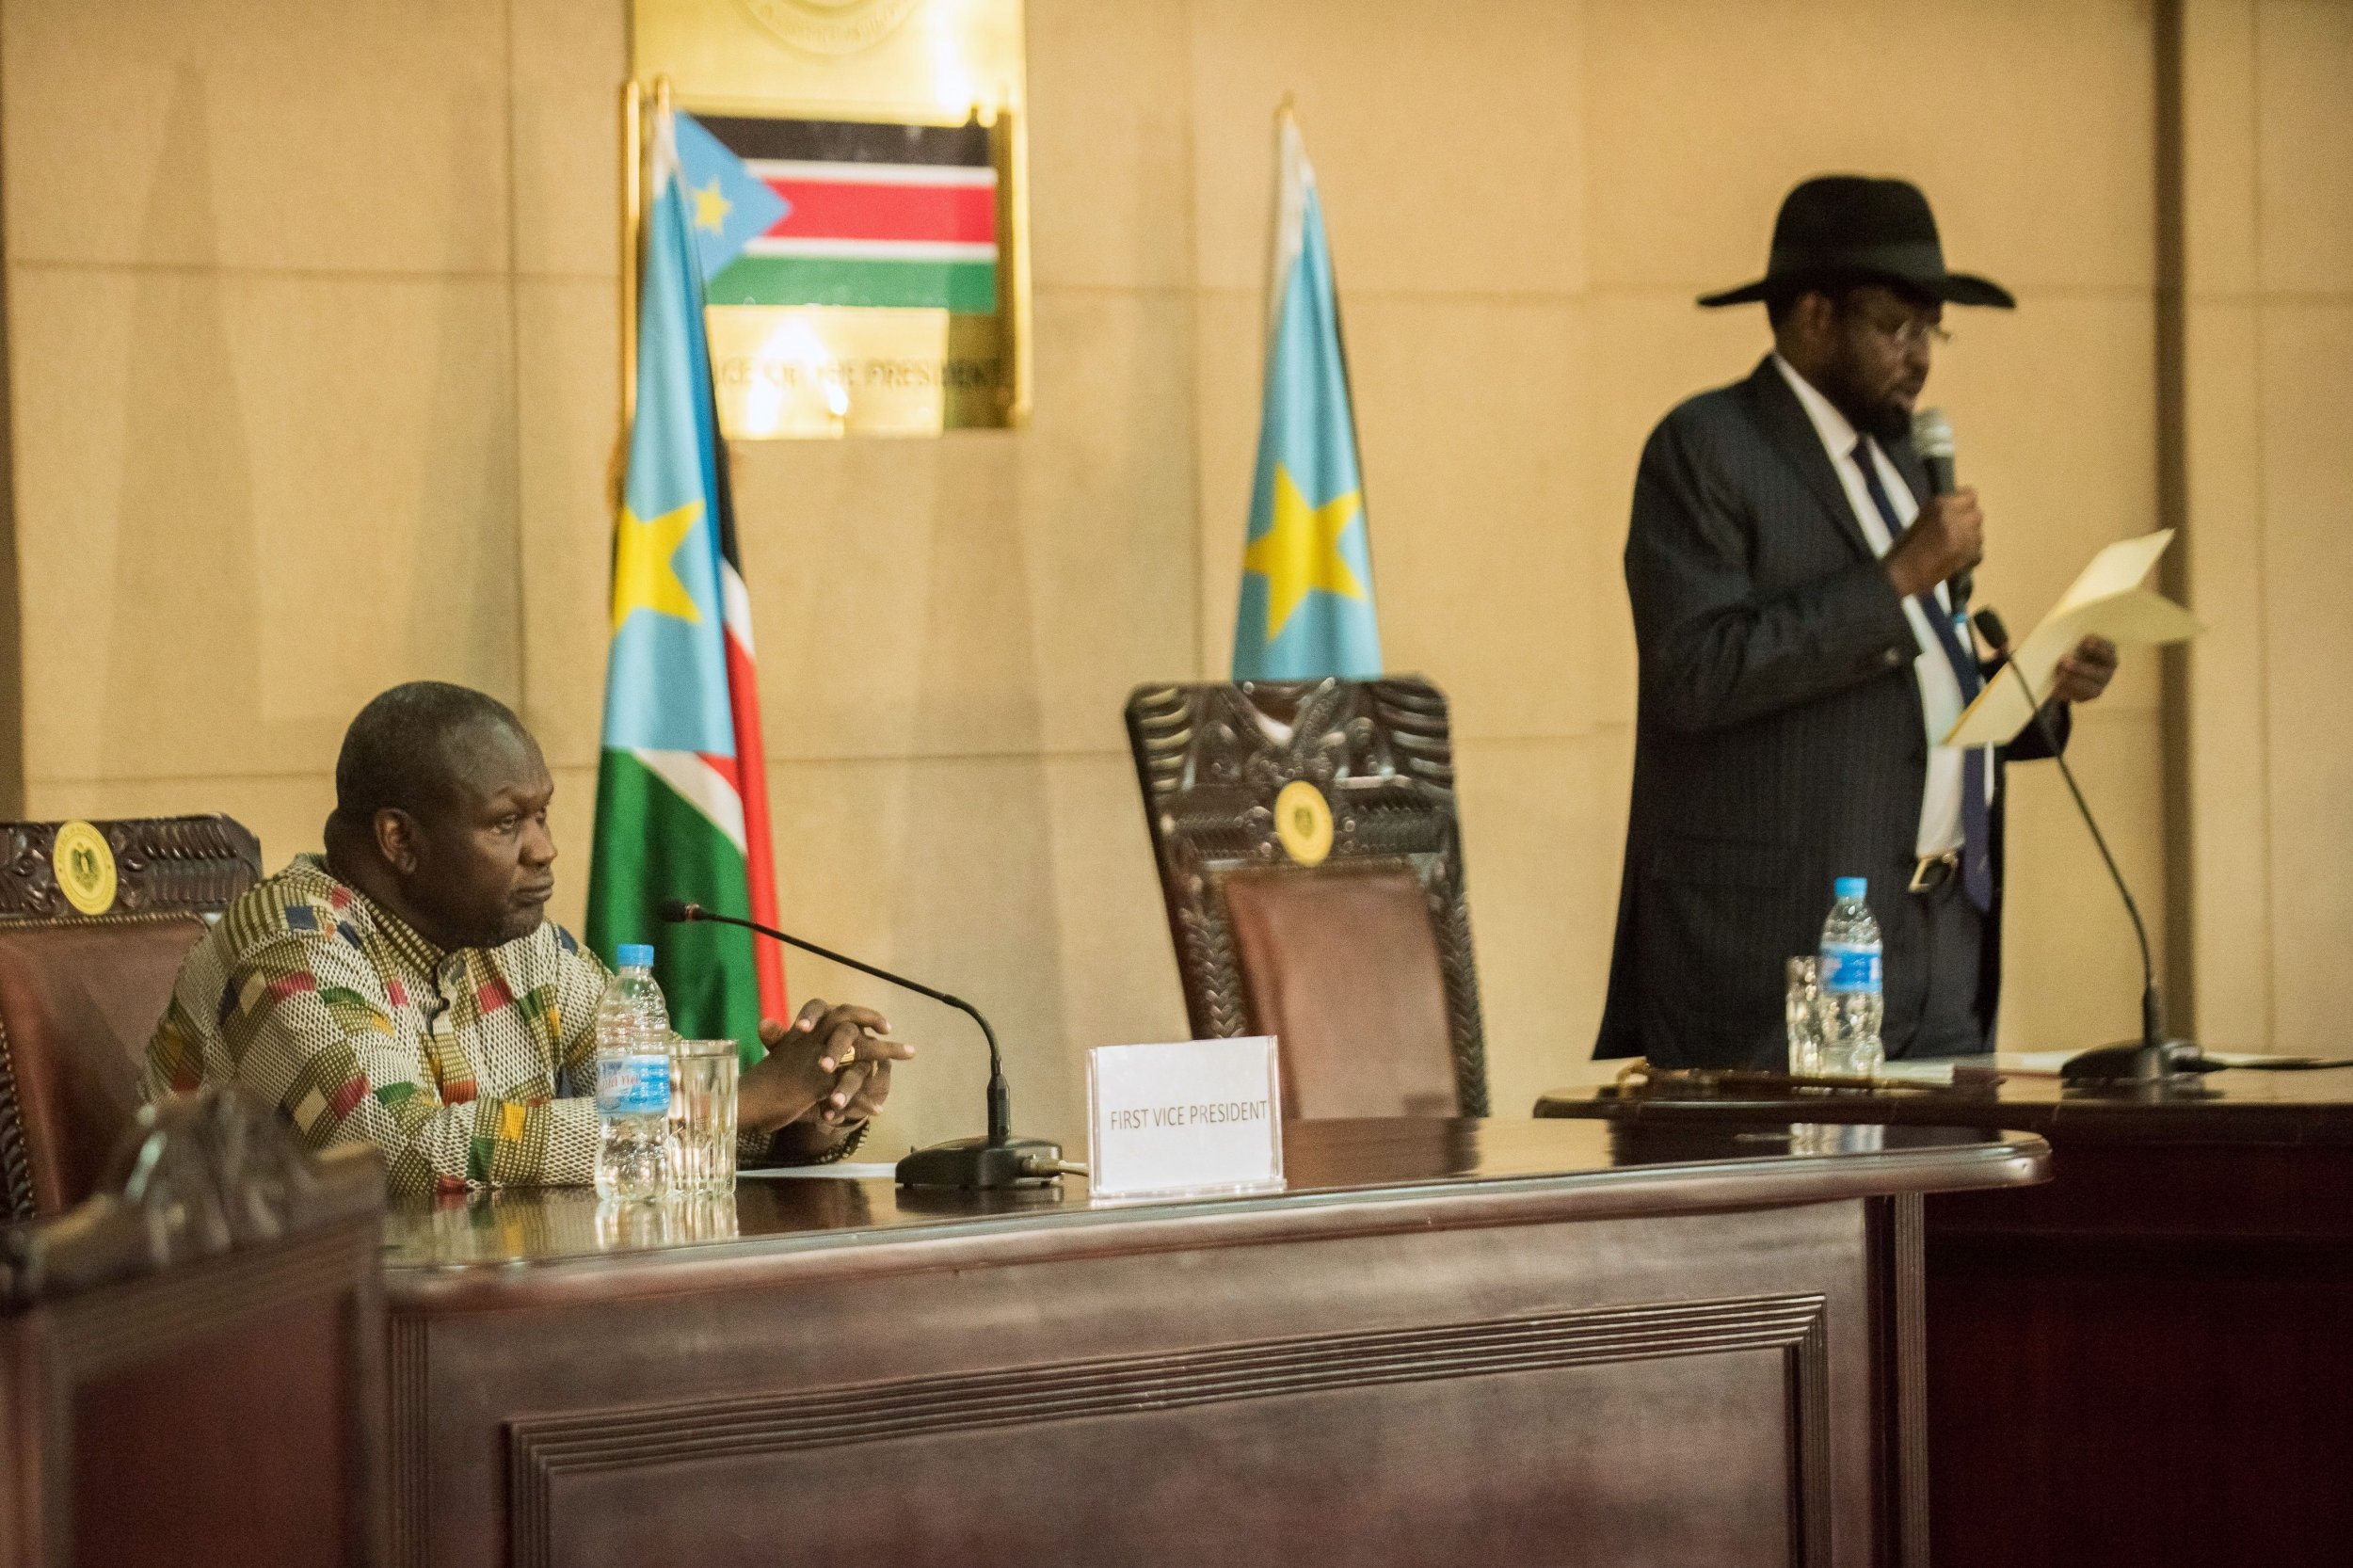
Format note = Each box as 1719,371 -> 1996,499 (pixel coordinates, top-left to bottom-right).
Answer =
4,0 -> 2244,1157
2183,1 -> 2353,1051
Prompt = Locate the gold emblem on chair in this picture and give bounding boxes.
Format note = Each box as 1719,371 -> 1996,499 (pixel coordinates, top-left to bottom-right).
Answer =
54,821 -> 118,916
1273,780 -> 1335,869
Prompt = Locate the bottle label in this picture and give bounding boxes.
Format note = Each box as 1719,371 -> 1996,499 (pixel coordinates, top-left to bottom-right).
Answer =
1819,942 -> 1883,995
596,1051 -> 672,1118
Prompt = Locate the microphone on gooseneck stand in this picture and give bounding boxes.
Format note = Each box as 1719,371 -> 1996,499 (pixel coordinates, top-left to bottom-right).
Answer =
1967,611 -> 2201,1083
1911,406 -> 1971,606
658,899 -> 1065,1186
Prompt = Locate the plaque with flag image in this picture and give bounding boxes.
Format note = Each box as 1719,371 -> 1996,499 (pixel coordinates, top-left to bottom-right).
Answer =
648,102 -> 1022,438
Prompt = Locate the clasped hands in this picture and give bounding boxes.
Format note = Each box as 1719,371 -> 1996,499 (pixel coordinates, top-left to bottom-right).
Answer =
737,998 -> 914,1139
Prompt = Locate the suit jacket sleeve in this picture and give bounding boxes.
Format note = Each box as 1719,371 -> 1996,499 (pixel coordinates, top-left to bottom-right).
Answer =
1626,414 -> 1917,735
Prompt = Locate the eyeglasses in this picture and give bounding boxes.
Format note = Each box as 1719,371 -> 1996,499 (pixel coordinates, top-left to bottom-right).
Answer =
1848,309 -> 1952,351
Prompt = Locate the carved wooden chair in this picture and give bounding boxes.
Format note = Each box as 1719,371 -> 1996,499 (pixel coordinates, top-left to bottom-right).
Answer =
1124,679 -> 1488,1118
0,1087 -> 387,1567
0,815 -> 263,1222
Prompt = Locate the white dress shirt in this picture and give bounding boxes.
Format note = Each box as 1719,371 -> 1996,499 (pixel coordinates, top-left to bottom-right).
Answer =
1772,354 -> 1988,857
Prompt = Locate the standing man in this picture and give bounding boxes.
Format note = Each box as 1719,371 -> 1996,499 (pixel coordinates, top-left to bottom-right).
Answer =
1595,176 -> 2119,1068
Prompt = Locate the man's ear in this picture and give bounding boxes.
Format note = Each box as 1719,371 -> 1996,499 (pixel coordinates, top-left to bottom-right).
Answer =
1794,291 -> 1839,345
373,808 -> 423,876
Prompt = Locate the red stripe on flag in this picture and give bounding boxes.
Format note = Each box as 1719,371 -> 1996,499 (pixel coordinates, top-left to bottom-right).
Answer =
723,627 -> 789,1023
762,179 -> 996,245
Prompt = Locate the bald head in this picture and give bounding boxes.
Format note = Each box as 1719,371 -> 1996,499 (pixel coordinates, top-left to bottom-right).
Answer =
326,683 -> 557,950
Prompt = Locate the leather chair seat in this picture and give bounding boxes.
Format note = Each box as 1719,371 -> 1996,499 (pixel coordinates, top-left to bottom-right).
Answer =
0,916 -> 211,1217
1224,865 -> 1460,1119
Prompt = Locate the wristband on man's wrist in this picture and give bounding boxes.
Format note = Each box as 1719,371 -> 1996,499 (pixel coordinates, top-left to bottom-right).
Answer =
803,1120 -> 870,1165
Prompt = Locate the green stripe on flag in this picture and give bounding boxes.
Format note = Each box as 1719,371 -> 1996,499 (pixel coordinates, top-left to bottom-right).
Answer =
584,749 -> 764,1064
708,254 -> 998,312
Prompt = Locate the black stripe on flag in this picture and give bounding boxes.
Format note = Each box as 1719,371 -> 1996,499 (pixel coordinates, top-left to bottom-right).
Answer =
694,114 -> 992,168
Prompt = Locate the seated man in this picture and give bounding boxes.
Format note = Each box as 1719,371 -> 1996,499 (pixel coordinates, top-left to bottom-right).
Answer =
143,681 -> 910,1193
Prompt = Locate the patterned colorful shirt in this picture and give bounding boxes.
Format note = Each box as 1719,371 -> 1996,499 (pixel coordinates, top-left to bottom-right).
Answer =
144,855 -> 611,1195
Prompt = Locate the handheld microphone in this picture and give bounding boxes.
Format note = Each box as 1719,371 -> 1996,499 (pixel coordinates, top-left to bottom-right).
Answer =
1912,407 -> 1971,605
659,900 -> 1064,1186
1969,611 -> 2200,1082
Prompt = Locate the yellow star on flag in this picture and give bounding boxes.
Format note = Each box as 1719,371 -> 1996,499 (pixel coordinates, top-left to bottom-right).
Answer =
611,501 -> 705,632
691,178 -> 732,233
1242,465 -> 1366,641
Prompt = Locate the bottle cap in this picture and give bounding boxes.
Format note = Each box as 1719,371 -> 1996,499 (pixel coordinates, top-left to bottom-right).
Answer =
1833,876 -> 1867,902
616,943 -> 655,968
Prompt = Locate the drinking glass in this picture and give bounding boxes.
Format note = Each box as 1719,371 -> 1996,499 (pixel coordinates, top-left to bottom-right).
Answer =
1785,956 -> 1824,1076
669,1037 -> 740,1194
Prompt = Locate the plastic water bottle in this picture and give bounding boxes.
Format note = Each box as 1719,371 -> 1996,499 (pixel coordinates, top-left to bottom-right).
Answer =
594,943 -> 673,1202
1817,877 -> 1885,1077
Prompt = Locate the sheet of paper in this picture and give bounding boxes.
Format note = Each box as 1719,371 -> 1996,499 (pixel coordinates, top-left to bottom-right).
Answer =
740,1160 -> 902,1180
1868,1060 -> 1957,1085
1993,1050 -> 2078,1077
1945,530 -> 2204,748
2052,530 -> 2173,615
1993,1048 -> 2351,1076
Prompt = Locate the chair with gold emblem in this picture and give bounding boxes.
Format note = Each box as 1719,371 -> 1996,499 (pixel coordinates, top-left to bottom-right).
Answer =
1123,678 -> 1487,1118
0,815 -> 263,1222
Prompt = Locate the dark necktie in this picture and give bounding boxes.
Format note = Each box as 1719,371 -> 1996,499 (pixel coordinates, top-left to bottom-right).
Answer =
1853,439 -> 1993,913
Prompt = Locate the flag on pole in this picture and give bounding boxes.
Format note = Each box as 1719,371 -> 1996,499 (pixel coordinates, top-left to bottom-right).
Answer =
1231,108 -> 1382,680
587,102 -> 787,1061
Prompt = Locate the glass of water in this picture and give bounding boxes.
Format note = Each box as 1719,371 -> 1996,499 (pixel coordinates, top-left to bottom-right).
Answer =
669,1037 -> 740,1194
1785,956 -> 1824,1076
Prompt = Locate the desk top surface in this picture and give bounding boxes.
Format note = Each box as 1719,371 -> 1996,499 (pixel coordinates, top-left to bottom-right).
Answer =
381,1115 -> 2043,1301
1536,1062 -> 2353,1144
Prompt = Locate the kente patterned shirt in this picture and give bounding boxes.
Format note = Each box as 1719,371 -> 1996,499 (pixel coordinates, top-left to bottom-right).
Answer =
144,855 -> 610,1194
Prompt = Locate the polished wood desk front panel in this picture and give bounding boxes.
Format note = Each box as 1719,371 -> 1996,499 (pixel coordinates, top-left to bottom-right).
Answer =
1536,1068 -> 2353,1568
384,1117 -> 2045,1568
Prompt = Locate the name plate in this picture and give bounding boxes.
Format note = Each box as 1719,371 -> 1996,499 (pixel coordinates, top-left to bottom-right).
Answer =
1085,1037 -> 1285,1200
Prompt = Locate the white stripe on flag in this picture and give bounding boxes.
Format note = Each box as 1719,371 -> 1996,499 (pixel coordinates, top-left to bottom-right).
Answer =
720,561 -> 756,655
744,159 -> 997,189
740,237 -> 998,264
632,749 -> 747,855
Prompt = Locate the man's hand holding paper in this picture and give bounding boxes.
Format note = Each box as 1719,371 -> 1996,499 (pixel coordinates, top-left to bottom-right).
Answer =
1945,529 -> 2201,747
2049,634 -> 2119,706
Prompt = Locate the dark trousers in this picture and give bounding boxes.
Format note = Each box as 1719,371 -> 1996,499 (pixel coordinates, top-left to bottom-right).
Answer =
1887,872 -> 1985,1058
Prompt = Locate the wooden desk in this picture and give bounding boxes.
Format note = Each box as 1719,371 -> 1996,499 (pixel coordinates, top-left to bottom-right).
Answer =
383,1117 -> 2041,1568
1536,1068 -> 2353,1568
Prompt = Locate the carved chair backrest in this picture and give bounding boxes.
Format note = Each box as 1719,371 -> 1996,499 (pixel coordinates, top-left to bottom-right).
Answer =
1124,679 -> 1488,1117
0,816 -> 263,1222
0,1088 -> 388,1568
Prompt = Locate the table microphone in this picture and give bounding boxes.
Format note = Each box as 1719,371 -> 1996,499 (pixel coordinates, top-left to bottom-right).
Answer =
1912,406 -> 1971,605
1969,610 -> 2201,1082
658,900 -> 1064,1186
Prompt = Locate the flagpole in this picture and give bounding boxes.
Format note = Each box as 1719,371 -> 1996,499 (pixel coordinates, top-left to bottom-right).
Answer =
999,103 -> 1033,428
619,79 -> 642,439
1266,94 -> 1301,344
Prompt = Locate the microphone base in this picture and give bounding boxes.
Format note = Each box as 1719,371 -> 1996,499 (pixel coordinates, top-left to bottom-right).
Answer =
895,1133 -> 1064,1190
2059,1038 -> 2206,1083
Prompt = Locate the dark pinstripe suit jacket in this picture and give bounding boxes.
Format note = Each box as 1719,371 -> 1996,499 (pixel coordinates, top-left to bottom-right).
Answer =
1594,356 -> 2063,1068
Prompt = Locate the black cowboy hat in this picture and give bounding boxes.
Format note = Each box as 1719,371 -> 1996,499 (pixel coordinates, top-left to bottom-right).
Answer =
1698,174 -> 2014,310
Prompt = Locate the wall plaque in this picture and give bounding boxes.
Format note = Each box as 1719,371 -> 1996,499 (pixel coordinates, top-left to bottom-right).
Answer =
630,0 -> 1030,438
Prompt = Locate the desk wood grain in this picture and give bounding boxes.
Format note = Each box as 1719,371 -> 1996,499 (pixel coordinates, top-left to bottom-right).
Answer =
385,1116 -> 2045,1568
1538,1070 -> 2353,1568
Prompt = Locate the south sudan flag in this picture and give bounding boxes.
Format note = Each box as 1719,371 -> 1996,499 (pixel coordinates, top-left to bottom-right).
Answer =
693,115 -> 999,314
589,103 -> 789,1058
